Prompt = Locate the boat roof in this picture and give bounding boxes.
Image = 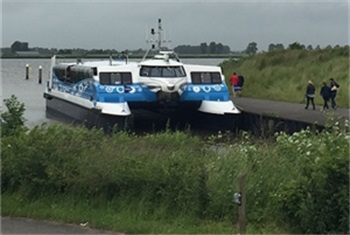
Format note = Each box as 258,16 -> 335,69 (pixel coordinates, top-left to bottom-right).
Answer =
184,64 -> 221,72
139,58 -> 183,66
52,50 -> 221,72
81,60 -> 131,67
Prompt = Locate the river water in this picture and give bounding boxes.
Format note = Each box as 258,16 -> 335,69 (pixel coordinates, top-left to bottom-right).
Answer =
1,58 -> 226,128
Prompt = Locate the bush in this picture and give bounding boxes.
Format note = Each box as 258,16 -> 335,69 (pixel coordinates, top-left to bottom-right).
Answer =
273,126 -> 349,234
1,95 -> 27,136
1,97 -> 349,233
1,125 -> 210,216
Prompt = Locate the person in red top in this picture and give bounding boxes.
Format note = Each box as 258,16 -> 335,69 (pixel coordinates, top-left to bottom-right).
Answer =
230,72 -> 239,97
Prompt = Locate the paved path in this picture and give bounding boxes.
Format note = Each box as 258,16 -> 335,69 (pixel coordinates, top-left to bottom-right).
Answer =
1,217 -> 121,234
233,97 -> 349,126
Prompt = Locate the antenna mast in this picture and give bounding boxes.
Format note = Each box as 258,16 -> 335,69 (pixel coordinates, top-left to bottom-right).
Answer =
148,18 -> 170,50
157,18 -> 162,49
143,18 -> 176,61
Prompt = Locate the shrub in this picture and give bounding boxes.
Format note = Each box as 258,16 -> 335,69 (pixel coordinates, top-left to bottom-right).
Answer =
1,95 -> 27,136
1,98 -> 349,233
273,126 -> 349,234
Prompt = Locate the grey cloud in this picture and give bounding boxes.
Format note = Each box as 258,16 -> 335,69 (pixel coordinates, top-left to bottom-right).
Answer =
2,0 -> 348,51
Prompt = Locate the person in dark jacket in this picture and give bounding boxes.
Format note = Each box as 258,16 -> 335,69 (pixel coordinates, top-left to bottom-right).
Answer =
305,80 -> 316,110
237,75 -> 245,97
329,78 -> 340,109
320,82 -> 331,110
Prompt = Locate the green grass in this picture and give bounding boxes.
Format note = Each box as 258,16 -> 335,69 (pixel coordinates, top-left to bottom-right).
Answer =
2,192 -> 238,234
2,123 -> 349,234
2,189 -> 289,234
221,47 -> 349,107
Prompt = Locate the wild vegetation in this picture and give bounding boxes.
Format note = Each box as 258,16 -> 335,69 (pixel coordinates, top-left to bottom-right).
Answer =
221,46 -> 349,107
1,95 -> 349,234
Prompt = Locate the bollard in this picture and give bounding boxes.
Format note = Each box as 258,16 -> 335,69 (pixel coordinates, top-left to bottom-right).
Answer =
38,66 -> 42,84
25,64 -> 29,80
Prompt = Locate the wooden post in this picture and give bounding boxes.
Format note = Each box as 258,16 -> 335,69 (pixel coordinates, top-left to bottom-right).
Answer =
38,66 -> 42,84
25,64 -> 29,80
238,174 -> 246,234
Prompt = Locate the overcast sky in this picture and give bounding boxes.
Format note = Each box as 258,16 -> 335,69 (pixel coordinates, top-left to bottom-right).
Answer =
1,0 -> 349,52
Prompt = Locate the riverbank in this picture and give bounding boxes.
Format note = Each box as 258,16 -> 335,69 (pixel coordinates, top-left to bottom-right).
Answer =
221,46 -> 350,108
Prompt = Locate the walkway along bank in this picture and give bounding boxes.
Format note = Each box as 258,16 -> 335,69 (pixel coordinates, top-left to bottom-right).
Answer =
213,97 -> 350,135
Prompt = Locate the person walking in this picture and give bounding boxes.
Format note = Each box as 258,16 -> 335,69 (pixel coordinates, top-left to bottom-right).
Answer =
320,82 -> 331,111
229,72 -> 239,97
237,74 -> 245,97
329,78 -> 340,109
305,80 -> 316,110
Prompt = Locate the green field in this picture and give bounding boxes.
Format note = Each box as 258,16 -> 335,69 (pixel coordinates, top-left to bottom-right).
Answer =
221,46 -> 349,108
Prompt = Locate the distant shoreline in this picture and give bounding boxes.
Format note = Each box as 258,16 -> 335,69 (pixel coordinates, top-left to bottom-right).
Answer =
1,53 -> 243,59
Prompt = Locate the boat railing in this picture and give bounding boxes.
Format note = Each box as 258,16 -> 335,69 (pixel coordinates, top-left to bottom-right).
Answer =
141,49 -> 181,62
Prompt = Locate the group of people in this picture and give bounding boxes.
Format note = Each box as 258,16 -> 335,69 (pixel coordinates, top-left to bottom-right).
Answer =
229,72 -> 245,97
305,78 -> 340,110
228,72 -> 340,110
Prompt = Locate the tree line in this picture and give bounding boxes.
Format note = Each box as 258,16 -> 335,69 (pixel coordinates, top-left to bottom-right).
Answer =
174,42 -> 231,54
4,41 -> 235,55
1,40 -> 345,57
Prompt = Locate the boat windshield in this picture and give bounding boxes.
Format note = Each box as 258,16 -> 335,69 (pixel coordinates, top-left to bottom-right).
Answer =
140,66 -> 186,78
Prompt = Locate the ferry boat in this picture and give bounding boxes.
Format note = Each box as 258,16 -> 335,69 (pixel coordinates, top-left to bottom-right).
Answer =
43,19 -> 240,132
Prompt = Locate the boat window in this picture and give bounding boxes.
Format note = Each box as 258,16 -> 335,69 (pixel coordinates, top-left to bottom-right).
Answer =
190,72 -> 222,84
111,73 -> 122,84
92,67 -> 98,76
52,65 -> 74,83
100,72 -> 132,85
201,73 -> 211,83
53,66 -> 93,84
122,73 -> 132,84
53,67 -> 66,81
140,67 -> 150,76
70,68 -> 93,83
211,73 -> 221,83
140,66 -> 186,78
191,73 -> 201,84
150,67 -> 162,77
